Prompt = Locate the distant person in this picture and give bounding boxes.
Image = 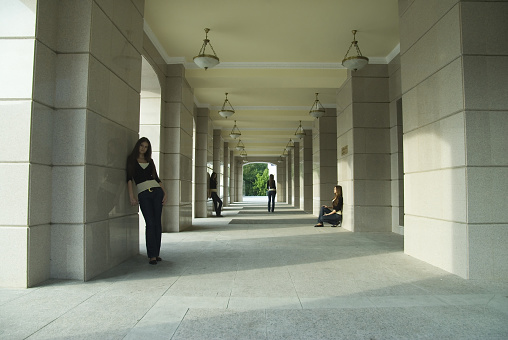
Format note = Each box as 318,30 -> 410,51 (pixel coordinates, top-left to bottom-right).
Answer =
127,137 -> 167,265
266,174 -> 276,212
208,172 -> 223,217
314,185 -> 343,227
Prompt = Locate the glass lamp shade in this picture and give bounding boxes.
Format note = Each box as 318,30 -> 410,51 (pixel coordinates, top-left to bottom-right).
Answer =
218,93 -> 235,118
229,120 -> 241,139
295,131 -> 306,138
309,94 -> 325,118
286,144 -> 295,150
294,121 -> 306,138
309,108 -> 325,119
219,109 -> 235,118
193,54 -> 220,70
342,56 -> 369,71
235,140 -> 245,151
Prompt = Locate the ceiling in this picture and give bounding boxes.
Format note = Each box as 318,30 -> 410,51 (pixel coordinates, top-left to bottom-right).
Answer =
143,0 -> 400,159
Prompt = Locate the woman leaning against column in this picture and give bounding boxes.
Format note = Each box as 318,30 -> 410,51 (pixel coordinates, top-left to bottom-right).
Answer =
127,137 -> 167,265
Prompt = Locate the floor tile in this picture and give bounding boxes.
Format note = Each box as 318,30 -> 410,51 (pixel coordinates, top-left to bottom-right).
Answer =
172,309 -> 266,340
228,297 -> 301,310
300,296 -> 375,309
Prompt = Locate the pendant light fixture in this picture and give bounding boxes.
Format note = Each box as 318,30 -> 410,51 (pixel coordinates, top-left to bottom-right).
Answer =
218,92 -> 235,118
294,120 -> 306,139
281,149 -> 288,158
229,120 -> 241,139
240,149 -> 247,158
193,28 -> 220,70
285,139 -> 295,151
235,139 -> 245,151
309,93 -> 325,119
342,30 -> 369,71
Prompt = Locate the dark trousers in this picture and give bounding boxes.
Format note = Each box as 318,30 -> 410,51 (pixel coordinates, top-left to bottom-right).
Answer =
267,190 -> 276,212
211,192 -> 222,216
317,206 -> 341,225
138,187 -> 163,258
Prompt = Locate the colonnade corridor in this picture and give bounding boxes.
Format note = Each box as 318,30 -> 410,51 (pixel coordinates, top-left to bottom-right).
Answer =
1,199 -> 507,339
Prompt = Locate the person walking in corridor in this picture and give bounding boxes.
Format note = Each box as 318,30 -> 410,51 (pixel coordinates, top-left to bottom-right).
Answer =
267,174 -> 277,212
127,137 -> 167,265
209,172 -> 223,217
314,185 -> 343,227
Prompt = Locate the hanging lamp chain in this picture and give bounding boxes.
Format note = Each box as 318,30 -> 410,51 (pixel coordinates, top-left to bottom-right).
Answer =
222,93 -> 234,110
313,93 -> 321,109
198,28 -> 218,57
343,30 -> 364,59
295,120 -> 306,136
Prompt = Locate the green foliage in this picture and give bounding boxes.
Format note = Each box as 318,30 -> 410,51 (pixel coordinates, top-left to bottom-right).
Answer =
253,168 -> 270,196
243,163 -> 268,196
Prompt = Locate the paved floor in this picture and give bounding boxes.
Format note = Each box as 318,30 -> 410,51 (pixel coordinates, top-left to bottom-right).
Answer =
1,198 -> 508,339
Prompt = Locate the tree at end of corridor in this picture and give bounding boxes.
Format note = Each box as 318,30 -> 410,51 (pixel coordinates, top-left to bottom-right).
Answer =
243,163 -> 269,196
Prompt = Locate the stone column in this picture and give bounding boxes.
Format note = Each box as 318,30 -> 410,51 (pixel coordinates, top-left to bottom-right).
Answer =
300,130 -> 313,213
229,150 -> 235,204
292,141 -> 300,208
223,142 -> 230,207
163,64 -> 194,231
389,55 -> 404,234
400,0 -> 508,279
0,0 -> 47,287
0,1 -> 145,287
194,108 -> 210,217
53,0 -> 142,281
277,159 -> 286,202
213,129 -> 224,197
235,158 -> 243,202
336,65 -> 391,232
286,150 -> 293,205
312,108 -> 337,215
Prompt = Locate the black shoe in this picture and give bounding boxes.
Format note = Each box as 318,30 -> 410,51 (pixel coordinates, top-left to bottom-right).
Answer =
216,215 -> 223,217
314,224 -> 323,227
156,257 -> 162,262
149,260 -> 157,265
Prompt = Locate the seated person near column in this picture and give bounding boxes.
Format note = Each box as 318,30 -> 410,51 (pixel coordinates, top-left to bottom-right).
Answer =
314,185 -> 343,227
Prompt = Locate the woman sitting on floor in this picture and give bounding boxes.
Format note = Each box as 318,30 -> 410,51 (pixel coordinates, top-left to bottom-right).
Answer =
314,185 -> 343,227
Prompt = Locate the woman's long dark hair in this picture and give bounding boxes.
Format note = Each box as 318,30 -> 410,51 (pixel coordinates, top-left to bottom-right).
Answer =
332,185 -> 343,206
268,174 -> 275,187
126,138 -> 152,179
127,137 -> 152,164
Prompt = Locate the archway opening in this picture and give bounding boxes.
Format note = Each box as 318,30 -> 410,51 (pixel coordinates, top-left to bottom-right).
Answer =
241,162 -> 277,199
